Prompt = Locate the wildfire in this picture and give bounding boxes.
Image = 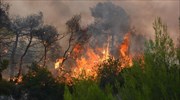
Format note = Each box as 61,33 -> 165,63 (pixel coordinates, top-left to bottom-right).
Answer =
72,44 -> 82,59
72,48 -> 100,79
102,36 -> 110,61
55,58 -> 63,69
10,75 -> 23,85
119,32 -> 133,68
71,42 -> 111,79
54,32 -> 133,81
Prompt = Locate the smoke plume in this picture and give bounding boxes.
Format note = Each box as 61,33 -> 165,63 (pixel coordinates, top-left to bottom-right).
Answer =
7,0 -> 179,49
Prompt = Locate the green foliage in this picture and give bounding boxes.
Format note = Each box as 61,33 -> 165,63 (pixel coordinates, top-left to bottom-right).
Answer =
119,58 -> 180,100
64,85 -> 72,100
0,59 -> 8,72
64,80 -> 114,100
177,48 -> 180,63
0,1 -> 11,28
0,80 -> 14,95
117,18 -> 180,100
0,59 -> 9,80
146,18 -> 177,69
97,58 -> 124,93
118,61 -> 147,100
21,63 -> 65,100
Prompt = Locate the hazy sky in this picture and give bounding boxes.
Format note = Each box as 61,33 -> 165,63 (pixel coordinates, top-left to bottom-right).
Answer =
6,0 -> 180,42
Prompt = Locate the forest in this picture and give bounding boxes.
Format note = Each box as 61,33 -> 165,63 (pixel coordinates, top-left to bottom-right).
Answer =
0,1 -> 180,100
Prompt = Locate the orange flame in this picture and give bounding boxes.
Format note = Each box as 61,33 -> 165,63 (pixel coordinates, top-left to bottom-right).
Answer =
71,40 -> 111,79
55,32 -> 133,81
119,32 -> 133,68
55,58 -> 63,69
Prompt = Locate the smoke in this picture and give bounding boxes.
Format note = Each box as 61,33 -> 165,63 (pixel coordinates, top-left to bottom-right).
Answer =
7,0 -> 179,46
115,0 -> 179,41
90,2 -> 130,36
87,2 -> 131,57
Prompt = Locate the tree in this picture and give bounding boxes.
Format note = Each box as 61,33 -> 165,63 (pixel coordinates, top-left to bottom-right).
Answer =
146,17 -> 177,69
0,28 -> 12,61
177,17 -> 180,63
145,18 -> 180,99
97,58 -> 124,93
59,15 -> 90,68
89,2 -> 130,56
16,12 -> 43,80
118,18 -> 180,100
35,25 -> 59,67
0,1 -> 12,61
0,1 -> 10,28
10,17 -> 25,79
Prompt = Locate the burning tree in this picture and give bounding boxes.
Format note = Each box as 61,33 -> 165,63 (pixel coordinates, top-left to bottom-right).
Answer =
119,32 -> 133,68
54,3 -> 134,82
55,15 -> 90,70
54,15 -> 91,83
11,12 -> 44,81
89,2 -> 130,57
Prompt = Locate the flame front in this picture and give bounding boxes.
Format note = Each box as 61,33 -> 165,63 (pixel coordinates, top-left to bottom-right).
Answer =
72,48 -> 100,79
55,32 -> 133,81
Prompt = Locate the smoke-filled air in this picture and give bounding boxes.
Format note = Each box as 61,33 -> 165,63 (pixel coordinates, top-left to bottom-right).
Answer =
0,0 -> 179,100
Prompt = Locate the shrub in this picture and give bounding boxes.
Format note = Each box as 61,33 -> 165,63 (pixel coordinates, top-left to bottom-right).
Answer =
21,63 -> 65,100
64,80 -> 114,100
97,58 -> 124,93
0,80 -> 14,96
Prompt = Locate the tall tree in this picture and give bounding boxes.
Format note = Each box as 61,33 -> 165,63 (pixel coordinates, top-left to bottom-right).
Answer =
0,2 -> 13,80
118,17 -> 179,100
17,12 -> 43,79
10,17 -> 25,79
35,25 -> 59,67
177,17 -> 180,63
90,2 -> 130,56
146,17 -> 177,68
0,1 -> 11,61
59,15 -> 90,69
0,1 -> 10,28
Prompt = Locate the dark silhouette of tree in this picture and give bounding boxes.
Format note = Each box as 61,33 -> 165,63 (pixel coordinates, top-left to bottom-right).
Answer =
177,17 -> 180,63
10,17 -> 25,79
35,25 -> 59,67
89,2 -> 130,56
0,60 -> 8,80
0,1 -> 12,61
0,1 -> 10,28
21,63 -> 65,100
16,12 -> 43,80
59,15 -> 90,69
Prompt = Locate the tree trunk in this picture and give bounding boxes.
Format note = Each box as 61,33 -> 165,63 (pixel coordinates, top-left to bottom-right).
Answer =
0,73 -> 2,81
17,34 -> 33,79
10,33 -> 19,80
43,46 -> 47,67
111,33 -> 114,48
59,33 -> 73,68
111,33 -> 115,56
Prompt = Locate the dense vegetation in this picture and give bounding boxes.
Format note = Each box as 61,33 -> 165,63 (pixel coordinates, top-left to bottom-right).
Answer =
0,1 -> 179,100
